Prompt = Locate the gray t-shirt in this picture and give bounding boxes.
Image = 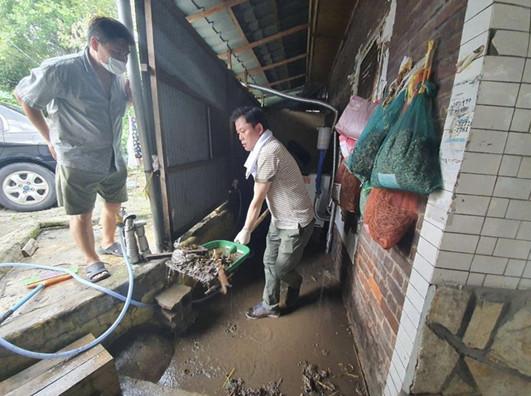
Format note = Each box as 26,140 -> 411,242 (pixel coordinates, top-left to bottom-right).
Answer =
255,138 -> 314,229
15,49 -> 129,174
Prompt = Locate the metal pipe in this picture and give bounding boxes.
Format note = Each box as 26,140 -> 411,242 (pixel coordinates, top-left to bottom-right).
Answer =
241,82 -> 339,253
117,0 -> 165,252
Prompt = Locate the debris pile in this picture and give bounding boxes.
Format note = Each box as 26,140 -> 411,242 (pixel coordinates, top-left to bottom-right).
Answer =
225,377 -> 284,396
167,245 -> 241,284
300,361 -> 338,396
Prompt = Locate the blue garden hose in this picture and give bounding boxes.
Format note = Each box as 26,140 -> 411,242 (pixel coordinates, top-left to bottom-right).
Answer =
0,284 -> 45,325
0,228 -> 149,360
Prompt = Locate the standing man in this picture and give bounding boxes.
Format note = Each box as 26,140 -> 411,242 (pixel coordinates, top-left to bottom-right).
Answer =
232,106 -> 315,319
15,17 -> 134,282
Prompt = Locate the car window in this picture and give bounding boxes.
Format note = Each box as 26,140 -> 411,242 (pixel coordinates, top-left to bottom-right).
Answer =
0,104 -> 36,133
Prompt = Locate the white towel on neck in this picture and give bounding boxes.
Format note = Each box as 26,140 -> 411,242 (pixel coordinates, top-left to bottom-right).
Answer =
244,129 -> 274,179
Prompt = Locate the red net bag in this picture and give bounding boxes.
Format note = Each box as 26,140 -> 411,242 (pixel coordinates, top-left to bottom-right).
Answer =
364,188 -> 419,249
339,162 -> 361,214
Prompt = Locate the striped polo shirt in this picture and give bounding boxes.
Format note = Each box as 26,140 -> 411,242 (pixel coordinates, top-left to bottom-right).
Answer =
255,138 -> 314,229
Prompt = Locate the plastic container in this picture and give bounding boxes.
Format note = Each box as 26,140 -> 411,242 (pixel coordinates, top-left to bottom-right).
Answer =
201,240 -> 251,274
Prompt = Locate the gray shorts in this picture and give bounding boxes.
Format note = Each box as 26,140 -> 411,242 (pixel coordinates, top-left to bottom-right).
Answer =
56,165 -> 128,215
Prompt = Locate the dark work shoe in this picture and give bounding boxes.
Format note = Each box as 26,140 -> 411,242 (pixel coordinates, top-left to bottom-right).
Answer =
245,302 -> 280,319
286,286 -> 301,308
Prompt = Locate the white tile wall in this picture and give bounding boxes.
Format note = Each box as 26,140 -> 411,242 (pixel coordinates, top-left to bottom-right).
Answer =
517,222 -> 531,240
465,0 -> 493,23
482,57 -> 526,84
518,157 -> 531,178
484,274 -> 520,288
467,272 -> 487,286
467,129 -> 508,153
477,236 -> 498,255
471,255 -> 508,274
490,3 -> 531,31
506,133 -> 531,156
494,238 -> 531,259
477,81 -> 520,106
523,60 -> 531,84
433,268 -> 470,284
445,214 -> 485,234
499,155 -> 522,176
490,30 -> 530,57
518,278 -> 531,289
517,84 -> 531,109
493,176 -> 531,199
506,200 -> 531,221
437,251 -> 474,271
510,109 -> 531,132
481,217 -> 520,238
462,4 -> 494,43
441,232 -> 480,253
505,259 -> 526,276
487,197 -> 509,217
461,152 -> 502,174
471,104 -> 515,130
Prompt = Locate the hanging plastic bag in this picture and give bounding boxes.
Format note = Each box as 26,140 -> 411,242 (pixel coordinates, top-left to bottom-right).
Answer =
336,96 -> 379,140
364,188 -> 419,249
339,134 -> 357,158
370,81 -> 442,194
345,90 -> 406,182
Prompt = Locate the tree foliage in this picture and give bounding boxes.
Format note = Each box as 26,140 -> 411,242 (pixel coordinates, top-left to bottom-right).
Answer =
0,0 -> 116,95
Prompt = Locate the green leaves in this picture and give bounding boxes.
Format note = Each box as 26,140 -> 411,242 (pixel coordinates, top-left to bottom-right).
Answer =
0,0 -> 116,91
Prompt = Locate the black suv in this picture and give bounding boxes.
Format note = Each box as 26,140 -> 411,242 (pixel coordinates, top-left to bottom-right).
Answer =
0,103 -> 57,212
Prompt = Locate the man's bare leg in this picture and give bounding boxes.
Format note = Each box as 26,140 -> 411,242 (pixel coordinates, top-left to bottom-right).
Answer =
70,211 -> 100,264
101,201 -> 121,249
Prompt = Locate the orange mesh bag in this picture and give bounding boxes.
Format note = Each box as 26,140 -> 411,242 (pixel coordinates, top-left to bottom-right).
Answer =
339,165 -> 361,214
364,188 -> 419,249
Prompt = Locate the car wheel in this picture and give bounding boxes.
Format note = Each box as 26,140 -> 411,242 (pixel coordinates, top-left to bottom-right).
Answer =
0,162 -> 57,212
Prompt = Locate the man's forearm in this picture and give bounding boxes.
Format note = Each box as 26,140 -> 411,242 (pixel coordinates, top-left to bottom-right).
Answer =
243,199 -> 262,231
16,96 -> 51,143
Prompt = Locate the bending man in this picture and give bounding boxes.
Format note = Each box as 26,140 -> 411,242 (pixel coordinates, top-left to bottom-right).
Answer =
232,106 -> 315,319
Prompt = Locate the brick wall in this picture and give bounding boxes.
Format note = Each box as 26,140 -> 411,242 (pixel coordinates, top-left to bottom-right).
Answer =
328,1 -> 466,395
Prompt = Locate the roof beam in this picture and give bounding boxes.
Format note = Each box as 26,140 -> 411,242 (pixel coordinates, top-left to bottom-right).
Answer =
186,0 -> 247,23
226,6 -> 268,84
220,24 -> 308,58
238,53 -> 306,77
269,73 -> 306,87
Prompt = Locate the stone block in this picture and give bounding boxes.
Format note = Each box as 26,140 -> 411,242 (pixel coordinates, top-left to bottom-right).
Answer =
411,327 -> 460,394
463,300 -> 504,349
427,286 -> 471,334
442,372 -> 479,396
489,303 -> 531,376
155,284 -> 192,311
466,357 -> 531,396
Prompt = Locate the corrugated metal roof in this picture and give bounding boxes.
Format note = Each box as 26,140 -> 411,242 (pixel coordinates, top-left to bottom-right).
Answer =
175,0 -> 309,93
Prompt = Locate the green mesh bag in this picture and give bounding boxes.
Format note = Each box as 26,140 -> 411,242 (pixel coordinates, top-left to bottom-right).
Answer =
370,82 -> 442,194
359,181 -> 372,217
345,90 -> 406,182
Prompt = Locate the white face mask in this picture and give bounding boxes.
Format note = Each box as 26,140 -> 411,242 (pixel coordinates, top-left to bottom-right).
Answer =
102,56 -> 127,75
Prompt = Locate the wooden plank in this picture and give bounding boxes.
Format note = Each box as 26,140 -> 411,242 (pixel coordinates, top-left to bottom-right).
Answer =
186,0 -> 247,23
238,54 -> 307,77
270,73 -> 306,87
0,335 -> 96,394
219,24 -> 308,58
39,351 -> 119,396
0,334 -> 120,396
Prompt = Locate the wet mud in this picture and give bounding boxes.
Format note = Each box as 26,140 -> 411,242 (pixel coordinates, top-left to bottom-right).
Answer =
157,240 -> 368,396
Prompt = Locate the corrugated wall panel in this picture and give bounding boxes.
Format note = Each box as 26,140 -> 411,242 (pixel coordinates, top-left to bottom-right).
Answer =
141,0 -> 257,241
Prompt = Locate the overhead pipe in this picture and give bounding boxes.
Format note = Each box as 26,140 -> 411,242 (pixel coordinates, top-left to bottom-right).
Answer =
240,82 -> 339,253
117,0 -> 165,251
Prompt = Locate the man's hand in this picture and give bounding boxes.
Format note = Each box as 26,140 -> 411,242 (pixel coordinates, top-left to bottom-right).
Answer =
47,142 -> 57,160
234,228 -> 251,245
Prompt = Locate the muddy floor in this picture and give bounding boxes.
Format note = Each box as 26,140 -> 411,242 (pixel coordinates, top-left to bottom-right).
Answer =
154,238 -> 367,396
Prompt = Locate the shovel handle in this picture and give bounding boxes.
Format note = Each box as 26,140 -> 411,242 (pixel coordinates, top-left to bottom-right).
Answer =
251,209 -> 270,232
27,274 -> 72,289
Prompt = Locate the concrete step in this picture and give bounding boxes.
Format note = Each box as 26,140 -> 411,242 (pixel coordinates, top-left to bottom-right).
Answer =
120,376 -> 207,396
155,284 -> 192,311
